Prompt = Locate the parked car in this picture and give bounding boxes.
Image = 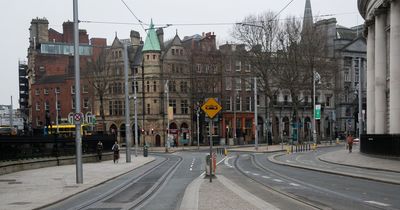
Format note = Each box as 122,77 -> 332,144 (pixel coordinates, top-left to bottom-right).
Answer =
0,126 -> 13,135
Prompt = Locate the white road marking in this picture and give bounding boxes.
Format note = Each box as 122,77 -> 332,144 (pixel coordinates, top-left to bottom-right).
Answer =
262,176 -> 270,179
189,157 -> 195,171
224,157 -> 234,168
252,173 -> 259,176
289,183 -> 300,187
244,171 -> 250,174
273,179 -> 283,183
364,201 -> 390,207
286,160 -> 295,163
242,154 -> 249,157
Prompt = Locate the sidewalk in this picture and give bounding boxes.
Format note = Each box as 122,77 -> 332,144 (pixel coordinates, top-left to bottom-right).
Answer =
0,154 -> 154,210
318,145 -> 400,173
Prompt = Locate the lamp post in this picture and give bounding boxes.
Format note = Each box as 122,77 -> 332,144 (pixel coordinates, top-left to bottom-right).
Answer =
313,70 -> 321,145
197,106 -> 200,150
165,80 -> 169,152
358,57 -> 363,139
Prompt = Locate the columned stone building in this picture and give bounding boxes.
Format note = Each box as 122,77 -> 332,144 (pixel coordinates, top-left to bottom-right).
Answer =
358,0 -> 400,134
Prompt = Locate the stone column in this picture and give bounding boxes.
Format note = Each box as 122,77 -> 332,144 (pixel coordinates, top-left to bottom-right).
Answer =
374,11 -> 387,134
367,24 -> 376,134
390,1 -> 400,133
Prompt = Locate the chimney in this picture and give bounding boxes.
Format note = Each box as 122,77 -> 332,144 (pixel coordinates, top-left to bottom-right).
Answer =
130,30 -> 141,46
156,28 -> 164,50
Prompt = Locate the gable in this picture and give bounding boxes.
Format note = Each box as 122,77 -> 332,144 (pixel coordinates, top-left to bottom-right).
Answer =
341,38 -> 366,53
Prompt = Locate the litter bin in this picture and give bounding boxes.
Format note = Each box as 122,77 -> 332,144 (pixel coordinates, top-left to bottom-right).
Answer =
143,145 -> 148,157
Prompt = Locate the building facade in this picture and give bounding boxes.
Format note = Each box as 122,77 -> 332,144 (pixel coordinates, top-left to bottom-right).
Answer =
359,0 -> 400,134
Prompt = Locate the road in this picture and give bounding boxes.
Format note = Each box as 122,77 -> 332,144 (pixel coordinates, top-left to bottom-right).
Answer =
44,146 -> 400,210
223,147 -> 400,210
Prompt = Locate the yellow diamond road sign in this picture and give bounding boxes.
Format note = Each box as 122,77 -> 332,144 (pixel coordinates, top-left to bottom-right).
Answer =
201,98 -> 222,119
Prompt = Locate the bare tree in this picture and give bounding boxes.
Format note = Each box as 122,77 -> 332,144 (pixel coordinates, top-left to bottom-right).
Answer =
86,48 -> 111,133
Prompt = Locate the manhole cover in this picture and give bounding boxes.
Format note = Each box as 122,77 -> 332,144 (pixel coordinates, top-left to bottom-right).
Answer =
0,179 -> 16,182
9,202 -> 31,205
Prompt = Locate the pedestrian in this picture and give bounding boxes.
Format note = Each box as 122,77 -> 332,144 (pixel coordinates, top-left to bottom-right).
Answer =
96,140 -> 103,161
347,134 -> 354,153
112,141 -> 120,163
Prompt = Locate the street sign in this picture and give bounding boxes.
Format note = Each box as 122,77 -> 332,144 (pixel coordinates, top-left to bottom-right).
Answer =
74,113 -> 82,124
315,104 -> 321,120
201,98 -> 222,119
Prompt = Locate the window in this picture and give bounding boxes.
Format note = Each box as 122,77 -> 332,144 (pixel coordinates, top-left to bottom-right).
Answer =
147,81 -> 150,92
244,63 -> 251,72
132,81 -> 138,93
171,64 -> 175,73
44,88 -> 49,95
169,99 -> 177,114
82,85 -> 88,93
344,71 -> 350,82
181,100 -> 188,114
354,58 -> 360,83
245,78 -> 252,91
44,101 -> 50,111
109,100 -> 124,116
35,102 -> 40,111
180,81 -> 188,93
225,78 -> 232,90
172,49 -> 175,55
284,95 -> 288,105
235,78 -> 241,90
273,95 -> 278,105
236,96 -> 241,111
72,98 -> 75,109
257,95 -> 260,106
169,81 -> 176,92
39,66 -> 45,72
147,104 -> 151,114
35,89 -> 40,96
226,60 -> 231,72
153,81 -> 157,92
235,60 -> 241,71
56,100 -> 60,111
326,95 -> 331,107
147,55 -> 150,60
245,97 -> 252,111
304,95 -> 309,104
134,67 -> 138,74
83,98 -> 89,109
153,55 -> 156,60
71,85 -> 75,94
316,96 -> 319,104
197,64 -> 201,73
225,97 -> 231,111
55,87 -> 60,94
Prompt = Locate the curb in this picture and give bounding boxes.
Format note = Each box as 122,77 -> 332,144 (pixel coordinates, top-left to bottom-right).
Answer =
269,153 -> 400,185
317,156 -> 400,174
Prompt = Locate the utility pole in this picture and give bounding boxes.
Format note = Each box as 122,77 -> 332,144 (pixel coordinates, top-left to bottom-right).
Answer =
123,43 -> 132,162
197,107 -> 200,150
254,77 -> 258,150
9,96 -> 13,129
73,0 -> 83,184
165,80 -> 169,152
134,69 -> 138,157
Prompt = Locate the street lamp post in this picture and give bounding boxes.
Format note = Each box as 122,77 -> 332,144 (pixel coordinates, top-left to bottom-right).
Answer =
313,70 -> 321,145
197,107 -> 200,150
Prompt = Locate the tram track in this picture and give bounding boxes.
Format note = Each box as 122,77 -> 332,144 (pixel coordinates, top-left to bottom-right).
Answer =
47,154 -> 183,210
234,153 -> 389,210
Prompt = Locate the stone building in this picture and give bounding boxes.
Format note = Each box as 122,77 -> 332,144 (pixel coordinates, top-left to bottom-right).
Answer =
358,0 -> 400,134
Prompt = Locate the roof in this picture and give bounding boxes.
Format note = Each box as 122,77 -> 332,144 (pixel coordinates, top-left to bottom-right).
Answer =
142,20 -> 161,52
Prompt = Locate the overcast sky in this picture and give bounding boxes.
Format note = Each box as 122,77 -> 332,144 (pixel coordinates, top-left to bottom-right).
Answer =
0,0 -> 362,107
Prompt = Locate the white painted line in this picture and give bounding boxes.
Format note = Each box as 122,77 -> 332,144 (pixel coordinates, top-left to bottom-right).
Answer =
224,157 -> 234,168
365,201 -> 390,207
262,176 -> 270,179
242,154 -> 249,157
273,179 -> 283,183
289,183 -> 300,187
244,171 -> 250,174
252,173 -> 259,176
286,160 -> 295,163
190,168 -> 193,171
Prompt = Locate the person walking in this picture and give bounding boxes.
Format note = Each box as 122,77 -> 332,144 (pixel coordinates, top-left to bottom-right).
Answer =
347,134 -> 354,153
96,140 -> 103,161
112,141 -> 120,163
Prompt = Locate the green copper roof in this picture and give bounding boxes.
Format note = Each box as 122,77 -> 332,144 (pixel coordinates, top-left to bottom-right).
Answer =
142,20 -> 161,52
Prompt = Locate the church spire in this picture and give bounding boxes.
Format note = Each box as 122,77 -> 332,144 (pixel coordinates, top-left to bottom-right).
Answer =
302,0 -> 313,32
